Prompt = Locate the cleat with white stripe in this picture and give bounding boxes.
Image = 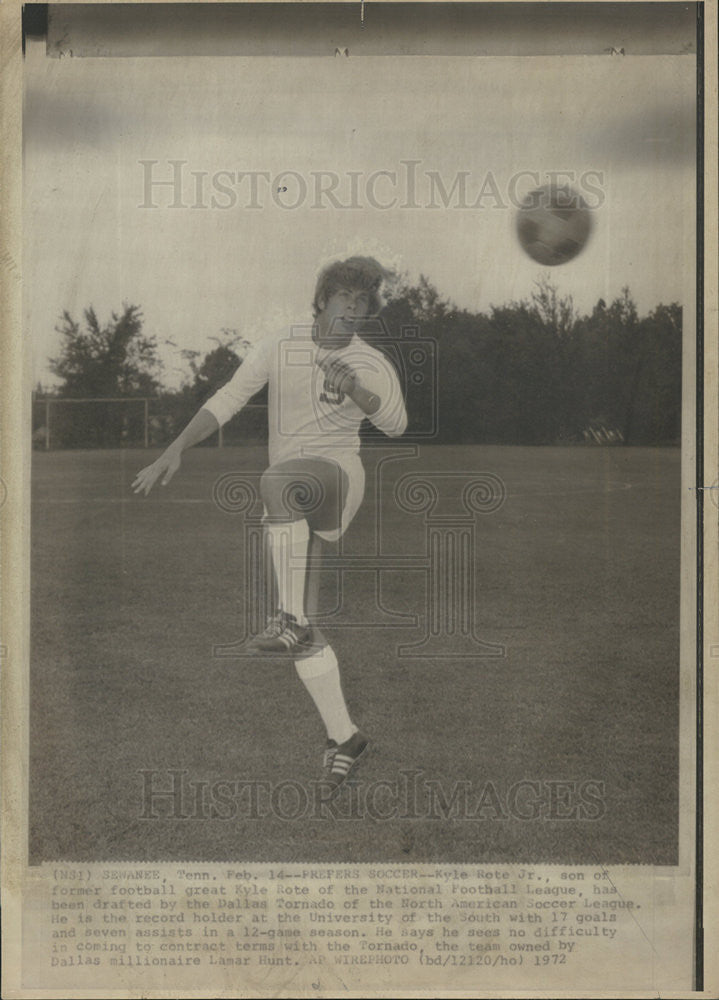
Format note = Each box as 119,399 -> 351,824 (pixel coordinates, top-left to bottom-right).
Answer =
323,739 -> 338,770
249,612 -> 312,654
326,731 -> 369,793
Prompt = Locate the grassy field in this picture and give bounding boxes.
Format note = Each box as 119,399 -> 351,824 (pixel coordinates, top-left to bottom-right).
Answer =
30,444 -> 680,864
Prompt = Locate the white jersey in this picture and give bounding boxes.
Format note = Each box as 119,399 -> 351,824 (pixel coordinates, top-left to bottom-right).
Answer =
203,328 -> 408,474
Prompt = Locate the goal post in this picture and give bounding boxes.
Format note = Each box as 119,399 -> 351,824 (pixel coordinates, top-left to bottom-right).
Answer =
33,397 -> 152,450
31,395 -> 268,449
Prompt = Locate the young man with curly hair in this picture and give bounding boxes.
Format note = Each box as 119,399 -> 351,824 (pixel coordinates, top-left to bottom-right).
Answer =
133,257 -> 408,790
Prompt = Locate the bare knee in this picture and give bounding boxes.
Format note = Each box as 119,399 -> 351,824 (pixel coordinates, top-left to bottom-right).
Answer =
260,464 -> 325,521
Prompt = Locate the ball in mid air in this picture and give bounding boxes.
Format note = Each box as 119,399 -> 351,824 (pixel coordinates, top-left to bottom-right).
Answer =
516,184 -> 593,266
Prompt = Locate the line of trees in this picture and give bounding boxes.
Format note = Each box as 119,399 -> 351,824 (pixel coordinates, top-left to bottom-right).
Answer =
35,276 -> 682,447
381,275 -> 681,446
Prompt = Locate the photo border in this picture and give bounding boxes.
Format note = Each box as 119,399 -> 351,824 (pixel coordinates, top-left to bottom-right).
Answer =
2,1 -> 717,996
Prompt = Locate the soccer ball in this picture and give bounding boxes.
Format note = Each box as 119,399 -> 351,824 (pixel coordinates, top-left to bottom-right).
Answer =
516,184 -> 592,266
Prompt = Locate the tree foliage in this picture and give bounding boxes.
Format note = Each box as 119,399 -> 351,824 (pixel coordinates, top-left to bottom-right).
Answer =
178,328 -> 251,406
383,275 -> 681,446
41,284 -> 682,448
49,304 -> 162,398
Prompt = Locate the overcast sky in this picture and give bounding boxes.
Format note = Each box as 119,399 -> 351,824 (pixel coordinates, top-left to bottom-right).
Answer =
24,37 -> 695,388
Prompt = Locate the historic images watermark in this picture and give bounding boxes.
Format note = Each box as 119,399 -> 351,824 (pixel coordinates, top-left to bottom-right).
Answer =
137,160 -> 606,212
137,769 -> 606,822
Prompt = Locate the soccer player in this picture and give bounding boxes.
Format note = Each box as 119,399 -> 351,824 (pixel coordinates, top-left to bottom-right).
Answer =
132,257 -> 408,790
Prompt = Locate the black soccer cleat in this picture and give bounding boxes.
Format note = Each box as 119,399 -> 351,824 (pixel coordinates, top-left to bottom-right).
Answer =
249,612 -> 312,654
323,739 -> 338,770
326,731 -> 369,793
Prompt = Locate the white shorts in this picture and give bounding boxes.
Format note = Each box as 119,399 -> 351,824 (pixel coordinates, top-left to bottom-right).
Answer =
309,453 -> 365,543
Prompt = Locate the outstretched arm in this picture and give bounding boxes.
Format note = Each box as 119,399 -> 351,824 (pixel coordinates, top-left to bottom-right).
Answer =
132,407 -> 219,496
133,336 -> 271,496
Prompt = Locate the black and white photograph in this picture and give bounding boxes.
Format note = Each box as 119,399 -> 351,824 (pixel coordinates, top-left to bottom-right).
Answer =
2,1 -> 716,996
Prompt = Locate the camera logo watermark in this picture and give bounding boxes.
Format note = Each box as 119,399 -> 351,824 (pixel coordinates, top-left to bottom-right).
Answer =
211,458 -> 506,659
209,318 -> 505,658
272,320 -> 437,438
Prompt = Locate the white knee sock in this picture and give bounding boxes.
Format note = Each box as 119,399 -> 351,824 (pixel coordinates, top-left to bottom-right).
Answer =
266,518 -> 310,624
294,645 -> 356,745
